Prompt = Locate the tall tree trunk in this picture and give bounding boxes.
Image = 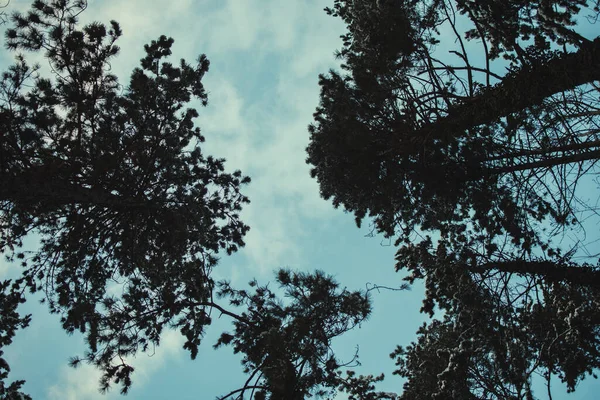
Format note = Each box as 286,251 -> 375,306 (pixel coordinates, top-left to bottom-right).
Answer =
474,260 -> 600,289
410,38 -> 600,146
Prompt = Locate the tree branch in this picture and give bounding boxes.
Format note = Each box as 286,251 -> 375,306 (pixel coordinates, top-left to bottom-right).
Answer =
406,38 -> 600,148
472,260 -> 600,289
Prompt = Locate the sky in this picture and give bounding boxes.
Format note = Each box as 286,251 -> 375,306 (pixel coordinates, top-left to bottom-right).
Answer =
1,0 -> 600,399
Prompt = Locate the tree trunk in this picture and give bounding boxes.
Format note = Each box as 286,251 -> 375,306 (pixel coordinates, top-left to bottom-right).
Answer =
413,38 -> 600,146
474,260 -> 600,289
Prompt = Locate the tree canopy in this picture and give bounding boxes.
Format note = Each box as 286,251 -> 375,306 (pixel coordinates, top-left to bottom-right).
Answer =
6,0 -> 600,398
0,0 -> 252,394
214,269 -> 373,400
0,2 -> 384,399
308,0 -> 600,398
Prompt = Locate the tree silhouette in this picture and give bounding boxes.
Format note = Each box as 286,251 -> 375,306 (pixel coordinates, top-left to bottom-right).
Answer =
214,269 -> 393,400
308,0 -> 600,397
392,256 -> 600,399
309,0 -> 600,248
0,0 -> 250,393
0,280 -> 31,400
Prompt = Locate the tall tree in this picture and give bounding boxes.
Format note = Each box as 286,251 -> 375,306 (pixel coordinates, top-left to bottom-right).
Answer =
215,269 -> 398,400
308,0 -> 600,397
214,269 -> 371,400
392,253 -> 600,399
0,0 -> 250,393
309,0 -> 600,249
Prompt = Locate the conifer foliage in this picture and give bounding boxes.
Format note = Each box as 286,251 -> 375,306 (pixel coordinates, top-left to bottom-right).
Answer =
0,2 -> 379,398
0,0 -> 250,393
308,0 -> 600,398
214,270 -> 373,400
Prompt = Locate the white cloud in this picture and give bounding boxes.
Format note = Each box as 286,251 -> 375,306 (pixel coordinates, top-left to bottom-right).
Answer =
239,200 -> 303,275
131,329 -> 184,383
47,364 -> 104,400
201,78 -> 246,136
47,330 -> 184,400
206,0 -> 263,53
187,4 -> 347,272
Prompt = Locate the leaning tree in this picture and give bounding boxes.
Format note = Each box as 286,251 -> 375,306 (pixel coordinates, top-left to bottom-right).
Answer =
308,0 -> 600,397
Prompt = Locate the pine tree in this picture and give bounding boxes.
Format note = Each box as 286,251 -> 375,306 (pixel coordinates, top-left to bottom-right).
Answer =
308,0 -> 600,397
0,0 -> 249,392
0,281 -> 31,400
214,269 -> 383,400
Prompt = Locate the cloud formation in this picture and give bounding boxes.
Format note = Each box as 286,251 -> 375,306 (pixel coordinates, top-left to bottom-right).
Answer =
47,330 -> 184,400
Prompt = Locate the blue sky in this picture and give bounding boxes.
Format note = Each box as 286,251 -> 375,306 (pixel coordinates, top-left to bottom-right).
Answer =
1,0 -> 600,399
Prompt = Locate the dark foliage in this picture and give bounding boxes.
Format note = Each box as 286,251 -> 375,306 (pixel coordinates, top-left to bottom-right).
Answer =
0,280 -> 31,400
309,0 -> 600,247
308,0 -> 600,398
0,0 -> 249,393
392,260 -> 600,399
214,269 -> 373,400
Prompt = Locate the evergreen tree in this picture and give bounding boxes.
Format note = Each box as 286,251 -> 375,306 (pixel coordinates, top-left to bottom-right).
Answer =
214,269 -> 399,400
0,0 -> 250,393
392,257 -> 600,399
308,0 -> 600,397
214,269 -> 373,400
0,3 -> 379,398
309,0 -> 600,256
